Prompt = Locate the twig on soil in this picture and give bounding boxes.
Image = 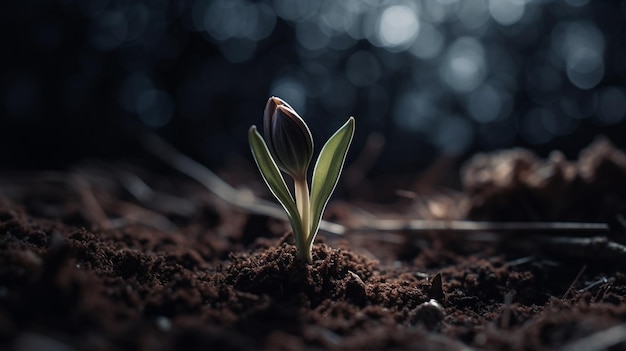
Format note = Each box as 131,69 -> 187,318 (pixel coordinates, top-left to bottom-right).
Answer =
558,323 -> 626,351
506,255 -> 536,267
502,237 -> 626,265
140,133 -> 346,235
79,170 -> 182,232
577,277 -> 614,294
350,218 -> 609,232
544,237 -> 626,263
106,201 -> 176,232
593,281 -> 614,302
114,167 -> 196,217
562,265 -> 587,300
501,291 -> 515,329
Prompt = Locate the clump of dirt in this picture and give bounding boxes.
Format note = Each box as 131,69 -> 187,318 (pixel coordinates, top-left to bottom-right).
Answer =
463,138 -> 626,224
223,242 -> 377,304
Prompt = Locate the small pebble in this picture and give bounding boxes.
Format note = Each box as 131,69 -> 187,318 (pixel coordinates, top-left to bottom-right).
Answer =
412,299 -> 445,328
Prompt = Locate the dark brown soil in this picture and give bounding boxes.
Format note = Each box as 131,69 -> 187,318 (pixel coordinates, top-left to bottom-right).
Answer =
2,139 -> 626,351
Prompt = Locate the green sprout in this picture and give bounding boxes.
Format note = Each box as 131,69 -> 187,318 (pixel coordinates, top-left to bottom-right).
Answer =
249,97 -> 355,263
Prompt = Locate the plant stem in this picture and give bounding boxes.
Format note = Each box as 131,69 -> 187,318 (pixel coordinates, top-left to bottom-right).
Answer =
294,176 -> 311,263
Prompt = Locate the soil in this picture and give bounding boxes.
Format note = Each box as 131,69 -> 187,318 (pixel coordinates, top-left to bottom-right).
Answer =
2,138 -> 626,351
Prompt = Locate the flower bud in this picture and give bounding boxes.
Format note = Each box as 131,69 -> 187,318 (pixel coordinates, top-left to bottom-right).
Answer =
264,97 -> 314,179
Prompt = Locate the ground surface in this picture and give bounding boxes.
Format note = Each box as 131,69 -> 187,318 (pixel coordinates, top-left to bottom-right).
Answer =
2,139 -> 626,351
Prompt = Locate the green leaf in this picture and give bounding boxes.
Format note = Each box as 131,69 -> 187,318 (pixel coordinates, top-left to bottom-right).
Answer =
308,117 -> 355,247
249,126 -> 304,246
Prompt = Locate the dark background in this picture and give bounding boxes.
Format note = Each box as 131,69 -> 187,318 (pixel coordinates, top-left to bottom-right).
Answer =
1,0 -> 625,174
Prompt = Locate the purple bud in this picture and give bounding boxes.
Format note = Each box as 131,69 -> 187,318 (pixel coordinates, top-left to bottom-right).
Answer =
263,97 -> 314,178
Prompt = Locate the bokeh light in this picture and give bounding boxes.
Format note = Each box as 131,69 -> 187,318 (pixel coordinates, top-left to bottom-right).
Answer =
441,37 -> 486,93
488,0 -> 525,26
376,5 -> 420,52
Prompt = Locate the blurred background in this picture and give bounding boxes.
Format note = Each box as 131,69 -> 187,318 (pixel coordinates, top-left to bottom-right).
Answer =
1,0 -> 625,175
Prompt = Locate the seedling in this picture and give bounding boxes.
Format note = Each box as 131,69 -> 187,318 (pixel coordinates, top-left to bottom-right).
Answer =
249,97 -> 355,263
